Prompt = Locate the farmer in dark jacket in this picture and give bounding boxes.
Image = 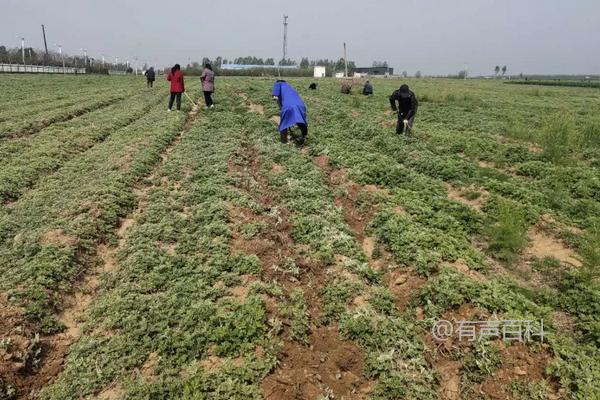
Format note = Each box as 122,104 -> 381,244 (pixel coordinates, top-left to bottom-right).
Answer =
363,80 -> 373,96
389,84 -> 418,135
166,64 -> 185,111
145,67 -> 155,88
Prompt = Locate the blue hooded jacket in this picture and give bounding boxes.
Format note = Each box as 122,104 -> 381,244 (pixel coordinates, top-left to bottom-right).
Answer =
272,81 -> 307,132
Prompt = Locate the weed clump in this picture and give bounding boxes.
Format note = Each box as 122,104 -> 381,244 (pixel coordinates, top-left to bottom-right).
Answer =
539,114 -> 582,164
485,199 -> 529,264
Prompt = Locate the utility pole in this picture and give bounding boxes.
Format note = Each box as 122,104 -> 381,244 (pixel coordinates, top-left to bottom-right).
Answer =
55,44 -> 65,74
81,48 -> 87,67
16,35 -> 25,65
343,42 -> 348,77
282,15 -> 288,64
41,25 -> 49,59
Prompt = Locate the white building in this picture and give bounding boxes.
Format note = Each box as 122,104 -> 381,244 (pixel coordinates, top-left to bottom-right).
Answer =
313,66 -> 326,78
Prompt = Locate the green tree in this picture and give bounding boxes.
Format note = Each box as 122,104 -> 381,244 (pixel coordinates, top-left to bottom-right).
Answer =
372,61 -> 388,68
0,46 -> 8,63
502,65 -> 507,76
300,57 -> 310,69
494,65 -> 500,76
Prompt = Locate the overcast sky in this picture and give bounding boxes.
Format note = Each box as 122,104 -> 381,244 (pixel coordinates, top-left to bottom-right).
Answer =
3,0 -> 599,76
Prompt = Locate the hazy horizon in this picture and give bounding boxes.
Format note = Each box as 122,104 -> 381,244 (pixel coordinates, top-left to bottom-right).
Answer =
2,0 -> 599,76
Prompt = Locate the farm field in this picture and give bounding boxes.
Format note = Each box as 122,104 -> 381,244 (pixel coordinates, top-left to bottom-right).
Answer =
0,74 -> 599,400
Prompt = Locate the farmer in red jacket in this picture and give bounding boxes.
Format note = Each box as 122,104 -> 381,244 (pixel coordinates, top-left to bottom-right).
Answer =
167,64 -> 185,111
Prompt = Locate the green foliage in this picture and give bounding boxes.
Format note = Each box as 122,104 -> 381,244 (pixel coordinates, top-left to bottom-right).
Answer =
548,335 -> 600,399
485,198 -> 529,264
3,75 -> 599,400
578,222 -> 600,278
506,80 -> 600,89
339,310 -> 436,399
368,287 -> 397,316
507,379 -> 550,400
539,114 -> 582,164
461,339 -> 502,383
320,280 -> 363,324
280,289 -> 310,344
0,380 -> 16,400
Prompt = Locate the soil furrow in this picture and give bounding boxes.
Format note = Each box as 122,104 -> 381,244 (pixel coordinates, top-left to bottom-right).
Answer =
2,105 -> 201,400
227,144 -> 372,399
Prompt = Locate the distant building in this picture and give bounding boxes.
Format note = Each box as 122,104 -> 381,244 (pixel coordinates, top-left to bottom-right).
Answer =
314,66 -> 326,78
351,67 -> 394,76
221,63 -> 298,70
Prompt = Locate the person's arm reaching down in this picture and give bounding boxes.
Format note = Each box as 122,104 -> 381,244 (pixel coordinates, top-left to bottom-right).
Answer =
406,93 -> 418,120
389,91 -> 398,112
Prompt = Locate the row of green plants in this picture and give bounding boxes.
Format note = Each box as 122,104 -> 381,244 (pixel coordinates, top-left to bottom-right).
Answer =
506,80 -> 600,89
0,88 -> 163,202
0,76 -> 153,138
1,75 -> 597,398
240,77 -> 599,398
0,83 -> 125,122
0,93 -> 189,334
219,84 -> 441,399
42,84 -> 279,399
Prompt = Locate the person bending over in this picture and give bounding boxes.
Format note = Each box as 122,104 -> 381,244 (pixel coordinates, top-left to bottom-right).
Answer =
363,80 -> 373,96
389,84 -> 418,135
272,80 -> 308,145
145,67 -> 155,88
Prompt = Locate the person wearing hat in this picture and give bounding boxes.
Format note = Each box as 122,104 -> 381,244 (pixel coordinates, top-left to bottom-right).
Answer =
389,84 -> 418,135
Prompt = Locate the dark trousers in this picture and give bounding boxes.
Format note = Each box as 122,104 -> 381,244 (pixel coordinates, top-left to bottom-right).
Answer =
280,123 -> 308,144
168,92 -> 182,110
203,91 -> 213,107
147,79 -> 154,88
396,114 -> 415,135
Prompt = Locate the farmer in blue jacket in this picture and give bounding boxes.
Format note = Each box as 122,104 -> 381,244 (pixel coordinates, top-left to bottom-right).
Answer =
272,80 -> 308,144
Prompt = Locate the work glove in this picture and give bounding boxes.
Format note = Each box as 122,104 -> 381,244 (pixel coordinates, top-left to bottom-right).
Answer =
403,119 -> 409,124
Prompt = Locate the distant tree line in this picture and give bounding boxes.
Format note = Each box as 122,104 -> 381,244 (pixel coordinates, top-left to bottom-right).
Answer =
186,56 -> 356,76
494,65 -> 508,77
0,45 -> 132,73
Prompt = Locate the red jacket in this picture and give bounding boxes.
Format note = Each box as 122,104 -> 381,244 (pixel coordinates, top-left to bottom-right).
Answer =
167,70 -> 185,93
